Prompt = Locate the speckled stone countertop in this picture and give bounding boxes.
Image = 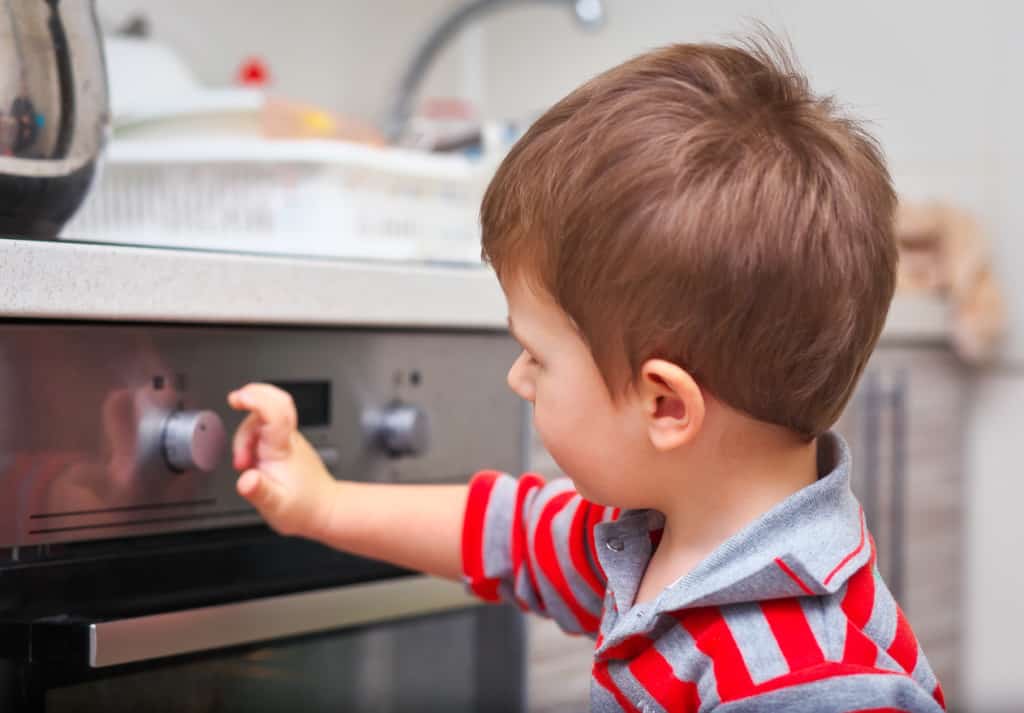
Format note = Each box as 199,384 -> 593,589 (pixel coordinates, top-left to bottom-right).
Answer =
0,239 -> 950,342
0,239 -> 507,329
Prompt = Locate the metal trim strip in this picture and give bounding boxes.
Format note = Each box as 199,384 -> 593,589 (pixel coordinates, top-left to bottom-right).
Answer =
88,575 -> 479,667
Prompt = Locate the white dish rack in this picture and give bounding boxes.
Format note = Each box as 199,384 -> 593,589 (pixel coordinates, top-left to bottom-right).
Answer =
63,138 -> 489,264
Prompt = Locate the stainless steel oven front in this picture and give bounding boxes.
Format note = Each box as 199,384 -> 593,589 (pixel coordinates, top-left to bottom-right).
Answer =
0,321 -> 526,713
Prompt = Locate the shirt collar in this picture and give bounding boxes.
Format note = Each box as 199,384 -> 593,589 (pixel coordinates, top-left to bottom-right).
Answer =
593,431 -> 869,616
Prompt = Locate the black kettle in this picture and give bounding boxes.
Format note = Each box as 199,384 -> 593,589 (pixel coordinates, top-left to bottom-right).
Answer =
0,0 -> 108,239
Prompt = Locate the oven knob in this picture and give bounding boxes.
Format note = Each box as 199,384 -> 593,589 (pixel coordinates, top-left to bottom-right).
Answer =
365,403 -> 430,457
162,410 -> 227,472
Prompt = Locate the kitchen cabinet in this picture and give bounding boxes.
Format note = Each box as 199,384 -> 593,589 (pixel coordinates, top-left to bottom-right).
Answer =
524,341 -> 966,713
835,344 -> 966,709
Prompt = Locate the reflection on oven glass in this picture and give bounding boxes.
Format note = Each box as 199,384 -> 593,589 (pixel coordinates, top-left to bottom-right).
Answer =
46,611 -> 479,713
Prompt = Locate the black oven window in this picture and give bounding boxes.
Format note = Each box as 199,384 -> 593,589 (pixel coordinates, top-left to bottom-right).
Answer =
270,381 -> 331,428
42,607 -> 520,713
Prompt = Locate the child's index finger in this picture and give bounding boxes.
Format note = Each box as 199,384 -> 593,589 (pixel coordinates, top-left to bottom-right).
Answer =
227,383 -> 295,432
227,389 -> 250,410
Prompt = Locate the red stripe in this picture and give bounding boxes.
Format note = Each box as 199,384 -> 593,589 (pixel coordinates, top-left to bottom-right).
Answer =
839,535 -> 879,666
593,661 -> 641,713
461,471 -> 502,601
677,607 -> 754,702
843,621 -> 880,666
511,473 -> 546,612
825,507 -> 866,585
841,556 -> 876,629
886,606 -> 919,675
629,647 -> 701,713
569,501 -> 605,597
534,492 -> 600,633
587,504 -> 609,582
760,598 -> 825,671
749,662 -> 908,697
600,634 -> 652,661
933,683 -> 946,709
775,557 -> 814,595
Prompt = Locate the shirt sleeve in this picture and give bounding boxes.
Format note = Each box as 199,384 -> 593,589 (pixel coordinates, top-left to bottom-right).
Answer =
461,470 -> 616,637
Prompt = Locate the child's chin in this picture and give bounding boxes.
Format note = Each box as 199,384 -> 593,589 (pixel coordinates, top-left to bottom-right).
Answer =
570,480 -> 613,507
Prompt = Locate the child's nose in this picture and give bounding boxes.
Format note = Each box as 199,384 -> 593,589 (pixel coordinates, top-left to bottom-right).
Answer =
506,352 -> 535,403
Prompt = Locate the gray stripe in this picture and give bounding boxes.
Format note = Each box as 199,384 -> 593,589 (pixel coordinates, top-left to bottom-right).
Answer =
911,644 -> 939,696
511,566 -> 539,612
524,478 -> 576,535
652,621 -> 719,710
512,485 -> 549,614
552,494 -> 605,619
525,480 -> 593,634
527,549 -> 584,635
798,595 -> 835,661
820,585 -> 850,658
864,567 -> 899,668
480,474 -> 517,580
812,508 -> 872,590
591,676 -> 624,713
873,646 -> 905,675
723,602 -> 789,684
608,660 -> 668,713
714,672 -> 944,712
598,591 -> 618,640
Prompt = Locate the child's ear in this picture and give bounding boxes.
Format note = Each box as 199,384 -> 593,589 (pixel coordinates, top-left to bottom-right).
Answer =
637,359 -> 704,452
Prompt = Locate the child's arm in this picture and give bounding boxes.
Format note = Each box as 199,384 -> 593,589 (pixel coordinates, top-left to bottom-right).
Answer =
462,470 -> 615,637
229,382 -> 615,639
228,382 -> 467,580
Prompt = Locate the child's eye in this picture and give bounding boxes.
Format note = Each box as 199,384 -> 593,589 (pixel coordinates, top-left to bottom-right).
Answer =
524,351 -> 540,366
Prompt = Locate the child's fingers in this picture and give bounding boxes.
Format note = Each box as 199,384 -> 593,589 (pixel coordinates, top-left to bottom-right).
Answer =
232,412 -> 261,471
228,383 -> 297,458
230,384 -> 297,426
236,469 -> 287,528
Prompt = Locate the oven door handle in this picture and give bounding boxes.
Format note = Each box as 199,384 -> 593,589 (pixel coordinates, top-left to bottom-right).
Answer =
87,575 -> 479,668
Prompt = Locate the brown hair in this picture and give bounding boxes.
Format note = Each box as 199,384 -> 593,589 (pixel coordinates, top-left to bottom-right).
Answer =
481,34 -> 897,439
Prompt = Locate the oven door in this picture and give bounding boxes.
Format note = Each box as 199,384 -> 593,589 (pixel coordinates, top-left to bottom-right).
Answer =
8,577 -> 520,713
1,574 -> 523,713
0,530 -> 524,713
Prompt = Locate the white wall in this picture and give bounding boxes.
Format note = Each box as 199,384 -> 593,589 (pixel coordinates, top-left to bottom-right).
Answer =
471,3 -> 1022,710
95,0 -> 473,126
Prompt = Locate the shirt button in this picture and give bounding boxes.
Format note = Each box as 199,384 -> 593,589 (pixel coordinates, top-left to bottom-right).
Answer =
606,538 -> 624,552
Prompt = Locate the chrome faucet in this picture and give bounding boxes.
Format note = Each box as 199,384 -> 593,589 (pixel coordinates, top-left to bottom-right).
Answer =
384,0 -> 605,143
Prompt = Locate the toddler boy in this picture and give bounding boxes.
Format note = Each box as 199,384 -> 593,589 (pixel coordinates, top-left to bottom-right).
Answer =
228,35 -> 945,712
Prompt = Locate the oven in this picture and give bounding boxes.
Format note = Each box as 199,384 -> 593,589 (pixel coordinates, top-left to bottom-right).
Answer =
0,320 -> 526,712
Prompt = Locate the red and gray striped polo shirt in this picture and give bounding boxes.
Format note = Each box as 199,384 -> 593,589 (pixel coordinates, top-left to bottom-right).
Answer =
462,432 -> 945,712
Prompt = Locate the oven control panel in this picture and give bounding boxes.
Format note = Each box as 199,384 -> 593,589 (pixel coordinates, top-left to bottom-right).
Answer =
0,324 -> 524,547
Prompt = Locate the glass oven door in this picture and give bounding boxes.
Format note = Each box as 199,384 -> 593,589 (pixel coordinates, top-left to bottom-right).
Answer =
2,576 -> 524,713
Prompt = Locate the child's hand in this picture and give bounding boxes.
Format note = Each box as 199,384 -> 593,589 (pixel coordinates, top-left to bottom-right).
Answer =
227,383 -> 336,539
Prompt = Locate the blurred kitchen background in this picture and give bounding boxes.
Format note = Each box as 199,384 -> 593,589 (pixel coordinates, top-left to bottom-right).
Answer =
54,1 -> 1024,710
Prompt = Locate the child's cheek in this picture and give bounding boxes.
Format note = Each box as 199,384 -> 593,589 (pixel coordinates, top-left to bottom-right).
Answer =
532,408 -> 580,478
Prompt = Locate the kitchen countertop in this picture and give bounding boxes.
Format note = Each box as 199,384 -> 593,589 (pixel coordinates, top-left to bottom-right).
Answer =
0,239 -> 950,342
0,239 -> 507,329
